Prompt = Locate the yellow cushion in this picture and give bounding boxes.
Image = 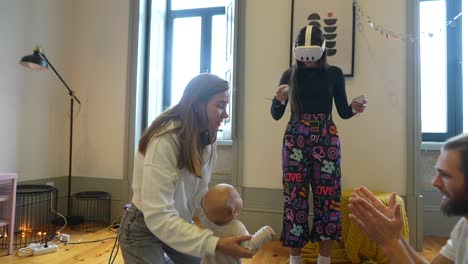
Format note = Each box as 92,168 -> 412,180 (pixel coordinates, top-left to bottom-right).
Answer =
300,190 -> 409,264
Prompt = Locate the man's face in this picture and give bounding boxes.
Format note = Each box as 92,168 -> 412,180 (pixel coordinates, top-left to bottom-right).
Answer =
432,150 -> 468,216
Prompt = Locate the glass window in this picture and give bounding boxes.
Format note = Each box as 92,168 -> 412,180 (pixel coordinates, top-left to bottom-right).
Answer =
420,0 -> 465,141
144,0 -> 235,141
210,15 -> 227,79
171,17 -> 202,106
171,0 -> 229,10
211,15 -> 229,138
420,0 -> 447,133
463,0 -> 468,132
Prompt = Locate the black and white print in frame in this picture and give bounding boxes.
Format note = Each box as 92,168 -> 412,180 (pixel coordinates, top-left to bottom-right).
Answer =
290,0 -> 355,77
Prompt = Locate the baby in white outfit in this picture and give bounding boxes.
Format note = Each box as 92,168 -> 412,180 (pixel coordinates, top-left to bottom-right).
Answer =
197,183 -> 275,264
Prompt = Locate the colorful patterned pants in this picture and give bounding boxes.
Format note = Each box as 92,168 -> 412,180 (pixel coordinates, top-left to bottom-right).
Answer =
280,113 -> 342,248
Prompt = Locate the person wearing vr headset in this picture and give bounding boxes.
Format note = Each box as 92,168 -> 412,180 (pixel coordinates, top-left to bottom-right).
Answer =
118,74 -> 255,263
270,25 -> 367,264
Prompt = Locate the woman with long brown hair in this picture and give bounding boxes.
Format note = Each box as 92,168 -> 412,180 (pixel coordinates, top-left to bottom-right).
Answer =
119,74 -> 254,263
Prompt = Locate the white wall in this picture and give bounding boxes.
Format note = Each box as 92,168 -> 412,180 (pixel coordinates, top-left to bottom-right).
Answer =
69,0 -> 129,179
242,0 -> 407,194
1,0 -> 70,181
0,0 -> 129,181
0,0 -> 25,174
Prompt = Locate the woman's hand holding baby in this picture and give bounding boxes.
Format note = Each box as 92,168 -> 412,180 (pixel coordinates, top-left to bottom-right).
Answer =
216,235 -> 255,259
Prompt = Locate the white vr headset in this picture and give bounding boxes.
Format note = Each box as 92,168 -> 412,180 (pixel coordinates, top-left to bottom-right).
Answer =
294,25 -> 326,62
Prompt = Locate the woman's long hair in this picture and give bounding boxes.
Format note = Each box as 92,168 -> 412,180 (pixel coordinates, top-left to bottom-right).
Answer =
138,74 -> 229,176
290,25 -> 329,121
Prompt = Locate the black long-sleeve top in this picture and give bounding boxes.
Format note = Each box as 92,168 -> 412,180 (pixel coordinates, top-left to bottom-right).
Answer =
270,66 -> 354,120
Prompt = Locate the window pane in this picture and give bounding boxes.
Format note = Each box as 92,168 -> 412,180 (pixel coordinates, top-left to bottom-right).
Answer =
464,0 -> 468,132
211,15 -> 227,80
420,0 -> 447,133
171,0 -> 229,10
211,14 -> 232,140
147,1 -> 166,123
171,17 -> 201,107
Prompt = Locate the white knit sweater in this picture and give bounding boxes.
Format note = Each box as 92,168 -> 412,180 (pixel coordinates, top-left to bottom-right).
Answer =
131,123 -> 219,257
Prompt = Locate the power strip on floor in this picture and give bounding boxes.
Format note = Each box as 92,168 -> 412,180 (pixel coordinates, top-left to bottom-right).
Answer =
32,244 -> 58,256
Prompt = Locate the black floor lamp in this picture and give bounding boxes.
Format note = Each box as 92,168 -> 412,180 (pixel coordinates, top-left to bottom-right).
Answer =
20,47 -> 82,225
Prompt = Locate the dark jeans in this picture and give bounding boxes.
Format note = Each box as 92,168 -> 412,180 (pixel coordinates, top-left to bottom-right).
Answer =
118,204 -> 201,264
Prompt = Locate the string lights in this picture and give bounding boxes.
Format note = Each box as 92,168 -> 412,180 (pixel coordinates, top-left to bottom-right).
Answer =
353,0 -> 462,42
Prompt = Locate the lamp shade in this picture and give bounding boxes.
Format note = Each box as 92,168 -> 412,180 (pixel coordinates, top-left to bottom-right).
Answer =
19,49 -> 48,71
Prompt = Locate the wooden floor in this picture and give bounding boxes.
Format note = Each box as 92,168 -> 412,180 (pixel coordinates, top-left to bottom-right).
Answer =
243,236 -> 448,264
0,229 -> 447,264
419,236 -> 449,262
1,228 -> 123,264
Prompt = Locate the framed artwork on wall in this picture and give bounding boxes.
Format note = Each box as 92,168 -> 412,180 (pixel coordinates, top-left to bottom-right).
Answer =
290,0 -> 355,76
